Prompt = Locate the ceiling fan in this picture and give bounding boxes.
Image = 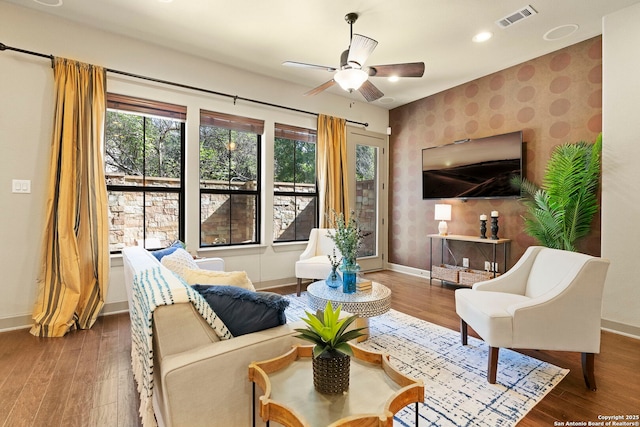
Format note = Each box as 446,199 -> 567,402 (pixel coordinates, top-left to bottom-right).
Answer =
283,12 -> 425,102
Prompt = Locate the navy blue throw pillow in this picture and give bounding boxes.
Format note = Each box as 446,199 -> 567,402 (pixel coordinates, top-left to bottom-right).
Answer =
192,285 -> 289,336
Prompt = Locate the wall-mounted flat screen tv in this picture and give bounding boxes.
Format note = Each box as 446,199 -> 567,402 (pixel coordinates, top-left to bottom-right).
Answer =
422,130 -> 523,199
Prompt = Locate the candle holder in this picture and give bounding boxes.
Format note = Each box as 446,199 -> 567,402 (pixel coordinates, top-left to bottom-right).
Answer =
490,217 -> 499,240
480,219 -> 487,239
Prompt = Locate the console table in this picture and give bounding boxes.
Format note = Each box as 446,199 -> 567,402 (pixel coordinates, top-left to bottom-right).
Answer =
428,234 -> 510,286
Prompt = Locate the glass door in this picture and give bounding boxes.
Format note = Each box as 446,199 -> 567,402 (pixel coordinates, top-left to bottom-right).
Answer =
347,127 -> 387,271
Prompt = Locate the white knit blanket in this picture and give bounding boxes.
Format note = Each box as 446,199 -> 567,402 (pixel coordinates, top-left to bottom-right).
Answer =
127,250 -> 232,427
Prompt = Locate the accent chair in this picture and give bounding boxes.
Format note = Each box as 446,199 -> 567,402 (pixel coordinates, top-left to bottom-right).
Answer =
455,246 -> 610,390
294,228 -> 340,296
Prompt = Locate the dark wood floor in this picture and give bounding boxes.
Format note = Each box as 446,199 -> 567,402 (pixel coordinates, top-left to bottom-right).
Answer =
1,270 -> 638,426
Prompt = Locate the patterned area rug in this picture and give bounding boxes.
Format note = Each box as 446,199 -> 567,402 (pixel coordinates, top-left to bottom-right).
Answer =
284,292 -> 568,427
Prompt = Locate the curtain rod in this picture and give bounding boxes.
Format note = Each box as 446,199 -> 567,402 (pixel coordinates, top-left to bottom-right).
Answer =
0,42 -> 369,128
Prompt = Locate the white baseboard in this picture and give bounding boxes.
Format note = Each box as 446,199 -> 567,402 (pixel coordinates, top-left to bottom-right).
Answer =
0,300 -> 131,333
602,319 -> 640,340
385,262 -> 432,280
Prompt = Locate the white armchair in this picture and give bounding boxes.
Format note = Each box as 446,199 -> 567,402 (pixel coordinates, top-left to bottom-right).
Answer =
294,228 -> 340,296
455,246 -> 610,390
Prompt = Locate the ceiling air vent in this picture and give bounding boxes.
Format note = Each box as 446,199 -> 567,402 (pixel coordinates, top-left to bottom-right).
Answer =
496,5 -> 538,29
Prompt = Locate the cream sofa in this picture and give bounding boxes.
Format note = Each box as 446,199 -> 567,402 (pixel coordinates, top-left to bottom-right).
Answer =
122,246 -> 304,427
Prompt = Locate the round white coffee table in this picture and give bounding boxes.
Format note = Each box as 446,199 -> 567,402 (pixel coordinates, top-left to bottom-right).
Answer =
306,280 -> 392,342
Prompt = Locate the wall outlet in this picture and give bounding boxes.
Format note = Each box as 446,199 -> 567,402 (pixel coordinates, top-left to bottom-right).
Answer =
484,261 -> 491,271
462,258 -> 469,268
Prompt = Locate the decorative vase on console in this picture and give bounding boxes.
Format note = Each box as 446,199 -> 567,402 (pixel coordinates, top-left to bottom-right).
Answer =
326,249 -> 342,289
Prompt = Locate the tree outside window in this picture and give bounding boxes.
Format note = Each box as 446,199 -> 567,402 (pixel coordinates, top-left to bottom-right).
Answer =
273,124 -> 318,242
105,94 -> 185,252
199,110 -> 262,247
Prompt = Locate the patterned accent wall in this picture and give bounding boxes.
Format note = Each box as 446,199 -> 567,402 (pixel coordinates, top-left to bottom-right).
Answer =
389,37 -> 602,271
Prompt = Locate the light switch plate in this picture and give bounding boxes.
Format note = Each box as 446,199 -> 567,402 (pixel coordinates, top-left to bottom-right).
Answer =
12,179 -> 31,194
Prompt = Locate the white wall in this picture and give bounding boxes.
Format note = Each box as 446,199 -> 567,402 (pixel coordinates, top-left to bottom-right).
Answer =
0,2 -> 388,330
601,3 -> 640,336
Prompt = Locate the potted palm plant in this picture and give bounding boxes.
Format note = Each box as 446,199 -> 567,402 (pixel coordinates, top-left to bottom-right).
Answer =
514,134 -> 602,251
295,301 -> 365,394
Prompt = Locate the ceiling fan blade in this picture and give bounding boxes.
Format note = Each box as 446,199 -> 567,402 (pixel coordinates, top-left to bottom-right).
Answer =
304,80 -> 336,96
368,62 -> 425,78
282,61 -> 337,72
358,80 -> 384,102
347,34 -> 378,67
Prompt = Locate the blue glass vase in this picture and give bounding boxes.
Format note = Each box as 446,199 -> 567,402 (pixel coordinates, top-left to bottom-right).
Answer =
340,260 -> 360,294
326,267 -> 342,288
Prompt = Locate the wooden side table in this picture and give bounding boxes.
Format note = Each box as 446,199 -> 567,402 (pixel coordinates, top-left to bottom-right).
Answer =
248,344 -> 424,427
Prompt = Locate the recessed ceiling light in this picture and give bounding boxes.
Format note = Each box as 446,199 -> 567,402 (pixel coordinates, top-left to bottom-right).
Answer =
472,31 -> 493,43
543,24 -> 579,41
33,0 -> 62,6
388,76 -> 399,83
378,97 -> 395,104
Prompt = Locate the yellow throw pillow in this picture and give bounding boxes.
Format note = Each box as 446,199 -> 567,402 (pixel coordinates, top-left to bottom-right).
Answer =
184,269 -> 256,291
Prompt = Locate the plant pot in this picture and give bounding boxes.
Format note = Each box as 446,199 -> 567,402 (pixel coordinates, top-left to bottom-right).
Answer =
312,351 -> 350,394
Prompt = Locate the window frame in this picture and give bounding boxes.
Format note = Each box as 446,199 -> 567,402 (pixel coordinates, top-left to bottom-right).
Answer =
273,123 -> 319,243
199,109 -> 263,248
105,93 -> 186,253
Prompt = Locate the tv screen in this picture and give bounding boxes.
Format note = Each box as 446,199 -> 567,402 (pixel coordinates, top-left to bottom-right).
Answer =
422,131 -> 523,199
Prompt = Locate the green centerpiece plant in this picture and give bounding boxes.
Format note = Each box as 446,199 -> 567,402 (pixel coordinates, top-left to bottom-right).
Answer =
295,301 -> 366,394
514,134 -> 602,252
327,210 -> 364,293
327,210 -> 363,266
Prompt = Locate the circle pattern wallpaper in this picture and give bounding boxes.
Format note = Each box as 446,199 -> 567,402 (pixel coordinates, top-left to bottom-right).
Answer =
389,37 -> 602,271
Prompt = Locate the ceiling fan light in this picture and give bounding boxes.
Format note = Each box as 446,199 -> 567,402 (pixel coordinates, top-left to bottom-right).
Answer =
334,69 -> 368,91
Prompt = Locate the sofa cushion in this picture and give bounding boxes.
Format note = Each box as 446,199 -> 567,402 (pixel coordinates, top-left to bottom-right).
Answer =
150,240 -> 185,261
184,269 -> 256,291
193,285 -> 289,336
161,248 -> 199,279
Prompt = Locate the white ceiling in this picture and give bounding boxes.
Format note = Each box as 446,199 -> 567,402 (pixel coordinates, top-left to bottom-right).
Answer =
8,0 -> 640,109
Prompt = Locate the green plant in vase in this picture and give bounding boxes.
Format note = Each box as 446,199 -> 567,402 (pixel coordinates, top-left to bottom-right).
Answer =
327,210 -> 364,293
326,248 -> 342,288
512,134 -> 602,252
328,209 -> 363,265
294,301 -> 366,394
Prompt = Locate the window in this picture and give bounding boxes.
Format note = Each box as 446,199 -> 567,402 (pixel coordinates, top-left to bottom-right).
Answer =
273,123 -> 318,242
199,110 -> 263,247
105,94 -> 186,252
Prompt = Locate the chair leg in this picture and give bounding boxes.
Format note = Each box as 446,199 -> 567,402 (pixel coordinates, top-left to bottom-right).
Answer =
582,352 -> 597,391
488,347 -> 499,384
460,319 -> 468,345
296,278 -> 302,297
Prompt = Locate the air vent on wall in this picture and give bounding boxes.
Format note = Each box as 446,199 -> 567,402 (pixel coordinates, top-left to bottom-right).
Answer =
496,5 -> 538,29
